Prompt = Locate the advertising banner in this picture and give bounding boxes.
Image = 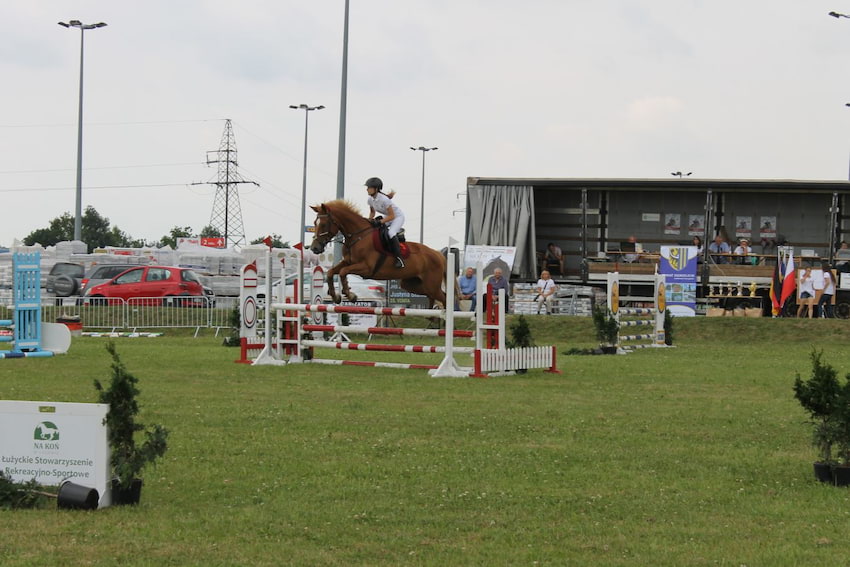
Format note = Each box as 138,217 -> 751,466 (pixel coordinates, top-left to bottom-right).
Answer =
0,400 -> 110,507
660,246 -> 698,317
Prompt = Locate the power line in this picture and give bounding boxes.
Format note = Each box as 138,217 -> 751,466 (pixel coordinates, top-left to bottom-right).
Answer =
0,183 -> 191,193
0,162 -> 203,175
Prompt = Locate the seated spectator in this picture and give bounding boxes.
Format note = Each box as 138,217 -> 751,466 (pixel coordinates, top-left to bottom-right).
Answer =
543,242 -> 563,275
708,235 -> 731,263
835,241 -> 850,272
692,236 -> 704,263
733,238 -> 756,265
457,266 -> 477,311
534,270 -> 558,315
622,235 -> 640,263
487,267 -> 510,310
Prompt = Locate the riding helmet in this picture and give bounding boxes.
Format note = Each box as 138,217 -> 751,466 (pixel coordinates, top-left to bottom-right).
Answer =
364,177 -> 383,191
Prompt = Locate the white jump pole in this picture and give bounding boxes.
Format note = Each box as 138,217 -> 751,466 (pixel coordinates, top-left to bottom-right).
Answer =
253,247 -> 285,365
429,243 -> 468,378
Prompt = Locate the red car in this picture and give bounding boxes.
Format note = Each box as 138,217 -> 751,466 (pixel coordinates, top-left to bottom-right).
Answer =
84,266 -> 206,304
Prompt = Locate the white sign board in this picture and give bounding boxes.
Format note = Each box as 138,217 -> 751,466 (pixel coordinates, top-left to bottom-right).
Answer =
0,400 -> 111,507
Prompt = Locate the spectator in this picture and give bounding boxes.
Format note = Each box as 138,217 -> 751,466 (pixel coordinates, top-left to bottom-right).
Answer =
534,270 -> 558,315
812,266 -> 825,317
457,266 -> 477,311
835,241 -> 850,272
797,267 -> 816,318
708,235 -> 731,264
817,266 -> 836,318
543,242 -> 563,275
488,267 -> 510,310
733,238 -> 756,265
692,236 -> 704,263
623,235 -> 640,263
692,235 -> 703,254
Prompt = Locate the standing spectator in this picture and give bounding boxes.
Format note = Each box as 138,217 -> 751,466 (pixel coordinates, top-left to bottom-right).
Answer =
457,266 -> 477,312
817,266 -> 836,318
708,235 -> 731,264
797,267 -> 816,318
811,266 -> 825,317
534,270 -> 558,314
488,267 -> 510,311
543,242 -> 563,275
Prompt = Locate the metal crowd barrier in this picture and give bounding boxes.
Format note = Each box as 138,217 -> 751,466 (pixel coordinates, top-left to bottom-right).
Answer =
0,294 -> 236,335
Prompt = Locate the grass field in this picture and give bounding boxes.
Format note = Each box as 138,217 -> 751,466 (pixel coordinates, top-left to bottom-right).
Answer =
3,316 -> 850,566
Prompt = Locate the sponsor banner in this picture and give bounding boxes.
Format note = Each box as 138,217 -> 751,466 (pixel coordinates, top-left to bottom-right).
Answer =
660,246 -> 698,317
0,400 -> 110,507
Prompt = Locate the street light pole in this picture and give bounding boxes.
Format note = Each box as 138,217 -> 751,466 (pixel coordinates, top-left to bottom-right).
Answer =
290,104 -> 324,251
58,20 -> 107,243
410,146 -> 438,243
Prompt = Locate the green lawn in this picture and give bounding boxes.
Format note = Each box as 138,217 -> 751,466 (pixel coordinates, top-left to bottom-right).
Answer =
2,317 -> 850,566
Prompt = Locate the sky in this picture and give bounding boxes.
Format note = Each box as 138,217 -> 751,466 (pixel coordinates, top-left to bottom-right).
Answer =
4,1 -> 850,250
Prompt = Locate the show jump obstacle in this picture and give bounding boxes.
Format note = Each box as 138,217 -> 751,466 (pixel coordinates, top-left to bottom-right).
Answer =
606,271 -> 666,352
238,247 -> 559,377
1,251 -> 71,359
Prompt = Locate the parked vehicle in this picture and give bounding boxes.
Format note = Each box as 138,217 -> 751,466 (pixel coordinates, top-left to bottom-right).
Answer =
46,262 -> 85,297
80,264 -> 139,296
84,266 -> 207,305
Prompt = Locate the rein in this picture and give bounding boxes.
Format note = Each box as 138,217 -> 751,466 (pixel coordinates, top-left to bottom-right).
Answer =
316,210 -> 372,252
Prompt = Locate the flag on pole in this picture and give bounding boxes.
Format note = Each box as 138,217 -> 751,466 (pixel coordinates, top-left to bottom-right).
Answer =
262,235 -> 273,248
769,261 -> 783,316
779,254 -> 796,311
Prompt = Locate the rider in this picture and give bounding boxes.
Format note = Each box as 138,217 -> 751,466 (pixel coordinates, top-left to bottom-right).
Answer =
365,176 -> 406,268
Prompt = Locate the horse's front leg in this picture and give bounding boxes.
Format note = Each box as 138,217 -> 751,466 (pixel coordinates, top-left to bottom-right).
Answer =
325,261 -> 349,304
337,262 -> 370,303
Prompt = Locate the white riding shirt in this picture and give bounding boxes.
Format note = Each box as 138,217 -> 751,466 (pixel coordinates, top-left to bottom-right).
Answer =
367,192 -> 405,239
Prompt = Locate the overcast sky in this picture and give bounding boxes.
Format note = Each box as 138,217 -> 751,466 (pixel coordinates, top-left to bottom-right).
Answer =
3,1 -> 850,250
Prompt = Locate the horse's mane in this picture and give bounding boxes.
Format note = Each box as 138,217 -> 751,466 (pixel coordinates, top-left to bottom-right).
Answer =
322,199 -> 364,218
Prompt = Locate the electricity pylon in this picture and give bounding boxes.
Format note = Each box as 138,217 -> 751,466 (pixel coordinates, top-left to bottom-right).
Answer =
200,119 -> 258,249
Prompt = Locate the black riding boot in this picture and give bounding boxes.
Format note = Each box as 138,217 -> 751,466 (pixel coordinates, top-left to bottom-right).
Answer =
389,235 -> 405,268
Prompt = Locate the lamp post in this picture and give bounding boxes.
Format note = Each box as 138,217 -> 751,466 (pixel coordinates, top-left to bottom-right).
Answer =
290,104 -> 324,251
58,20 -> 107,243
410,146 -> 438,243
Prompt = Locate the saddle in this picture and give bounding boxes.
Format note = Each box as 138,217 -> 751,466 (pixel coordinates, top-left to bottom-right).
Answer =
371,224 -> 410,258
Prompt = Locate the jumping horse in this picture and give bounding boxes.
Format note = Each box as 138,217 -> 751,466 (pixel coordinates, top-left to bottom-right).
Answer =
309,200 -> 449,308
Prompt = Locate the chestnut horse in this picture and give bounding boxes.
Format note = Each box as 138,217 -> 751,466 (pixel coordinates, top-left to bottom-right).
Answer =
309,200 -> 448,307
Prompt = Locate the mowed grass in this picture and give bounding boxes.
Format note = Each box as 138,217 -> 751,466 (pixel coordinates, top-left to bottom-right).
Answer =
3,317 -> 850,565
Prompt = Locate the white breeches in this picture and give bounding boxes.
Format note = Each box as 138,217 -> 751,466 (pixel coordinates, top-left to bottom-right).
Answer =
386,213 -> 404,239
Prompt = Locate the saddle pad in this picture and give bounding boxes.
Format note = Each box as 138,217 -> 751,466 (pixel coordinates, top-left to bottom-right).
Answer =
371,228 -> 410,259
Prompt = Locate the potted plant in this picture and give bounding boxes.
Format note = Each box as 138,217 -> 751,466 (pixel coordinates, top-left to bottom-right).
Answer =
792,349 -> 850,484
592,304 -> 619,354
94,342 -> 169,505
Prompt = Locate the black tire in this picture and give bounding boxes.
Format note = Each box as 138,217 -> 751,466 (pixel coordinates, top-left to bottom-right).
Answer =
53,274 -> 76,297
836,302 -> 850,320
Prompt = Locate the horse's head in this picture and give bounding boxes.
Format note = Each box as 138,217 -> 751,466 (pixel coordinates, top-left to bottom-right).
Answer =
309,204 -> 339,254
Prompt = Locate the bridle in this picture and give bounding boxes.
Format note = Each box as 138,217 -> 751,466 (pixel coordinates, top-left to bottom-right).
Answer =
312,207 -> 372,253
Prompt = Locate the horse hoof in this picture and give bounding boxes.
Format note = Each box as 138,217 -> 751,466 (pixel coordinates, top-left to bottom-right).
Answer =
331,293 -> 341,304
346,293 -> 358,303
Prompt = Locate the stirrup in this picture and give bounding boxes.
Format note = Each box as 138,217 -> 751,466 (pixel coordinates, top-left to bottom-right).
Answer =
394,256 -> 405,268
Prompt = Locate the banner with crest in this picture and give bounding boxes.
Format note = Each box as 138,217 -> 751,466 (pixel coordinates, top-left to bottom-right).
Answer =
660,246 -> 699,317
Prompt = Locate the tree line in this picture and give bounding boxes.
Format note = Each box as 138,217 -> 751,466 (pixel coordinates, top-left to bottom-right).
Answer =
21,207 -> 288,249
